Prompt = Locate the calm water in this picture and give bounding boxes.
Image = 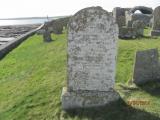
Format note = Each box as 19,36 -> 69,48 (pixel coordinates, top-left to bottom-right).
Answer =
0,17 -> 57,26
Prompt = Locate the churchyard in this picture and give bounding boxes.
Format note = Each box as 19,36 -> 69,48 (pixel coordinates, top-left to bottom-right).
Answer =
0,6 -> 160,120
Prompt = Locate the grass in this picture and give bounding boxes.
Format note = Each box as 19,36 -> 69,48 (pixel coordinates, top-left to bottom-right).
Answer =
0,28 -> 160,120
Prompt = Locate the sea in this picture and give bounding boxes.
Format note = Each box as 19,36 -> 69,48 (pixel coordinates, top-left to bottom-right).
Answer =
0,17 -> 61,26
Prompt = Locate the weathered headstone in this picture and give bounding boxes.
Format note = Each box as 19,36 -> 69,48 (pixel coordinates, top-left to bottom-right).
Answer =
132,20 -> 145,36
43,22 -> 52,42
151,6 -> 160,36
133,49 -> 160,85
61,7 -> 119,110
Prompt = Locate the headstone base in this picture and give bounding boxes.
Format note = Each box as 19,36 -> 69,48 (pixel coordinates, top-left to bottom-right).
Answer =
151,30 -> 160,36
61,87 -> 120,110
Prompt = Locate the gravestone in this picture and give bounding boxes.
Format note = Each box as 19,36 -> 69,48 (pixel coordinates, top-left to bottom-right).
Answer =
61,6 -> 119,110
132,20 -> 145,36
151,6 -> 160,36
43,22 -> 52,42
133,49 -> 160,85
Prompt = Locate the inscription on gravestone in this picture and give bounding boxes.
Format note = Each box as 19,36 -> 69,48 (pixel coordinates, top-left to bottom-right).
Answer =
61,6 -> 119,110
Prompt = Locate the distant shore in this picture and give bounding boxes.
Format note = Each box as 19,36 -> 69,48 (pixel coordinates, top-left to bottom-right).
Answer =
0,16 -> 68,20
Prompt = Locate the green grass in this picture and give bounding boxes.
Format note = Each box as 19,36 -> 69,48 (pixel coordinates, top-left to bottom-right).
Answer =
0,29 -> 160,120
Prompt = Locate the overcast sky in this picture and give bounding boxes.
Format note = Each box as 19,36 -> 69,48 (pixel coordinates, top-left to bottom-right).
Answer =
0,0 -> 159,18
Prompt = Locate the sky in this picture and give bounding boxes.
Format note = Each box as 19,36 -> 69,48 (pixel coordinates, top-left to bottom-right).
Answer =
0,0 -> 159,18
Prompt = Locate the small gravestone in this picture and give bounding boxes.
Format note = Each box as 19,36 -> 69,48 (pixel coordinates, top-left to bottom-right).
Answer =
151,6 -> 160,36
43,22 -> 52,42
61,7 -> 119,110
133,49 -> 160,85
132,20 -> 145,36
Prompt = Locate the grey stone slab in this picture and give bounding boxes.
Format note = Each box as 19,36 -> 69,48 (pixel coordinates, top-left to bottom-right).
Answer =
133,48 -> 160,85
61,6 -> 119,110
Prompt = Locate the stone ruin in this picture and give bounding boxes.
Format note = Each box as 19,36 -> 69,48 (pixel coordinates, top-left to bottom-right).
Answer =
151,6 -> 160,36
61,6 -> 119,110
126,6 -> 153,27
133,49 -> 160,85
113,6 -> 153,39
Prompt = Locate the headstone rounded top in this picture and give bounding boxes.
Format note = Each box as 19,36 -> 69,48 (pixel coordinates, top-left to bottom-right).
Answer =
68,6 -> 118,33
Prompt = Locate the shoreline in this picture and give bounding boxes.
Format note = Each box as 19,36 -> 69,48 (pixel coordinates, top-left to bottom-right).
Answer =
0,23 -> 41,27
0,24 -> 41,38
